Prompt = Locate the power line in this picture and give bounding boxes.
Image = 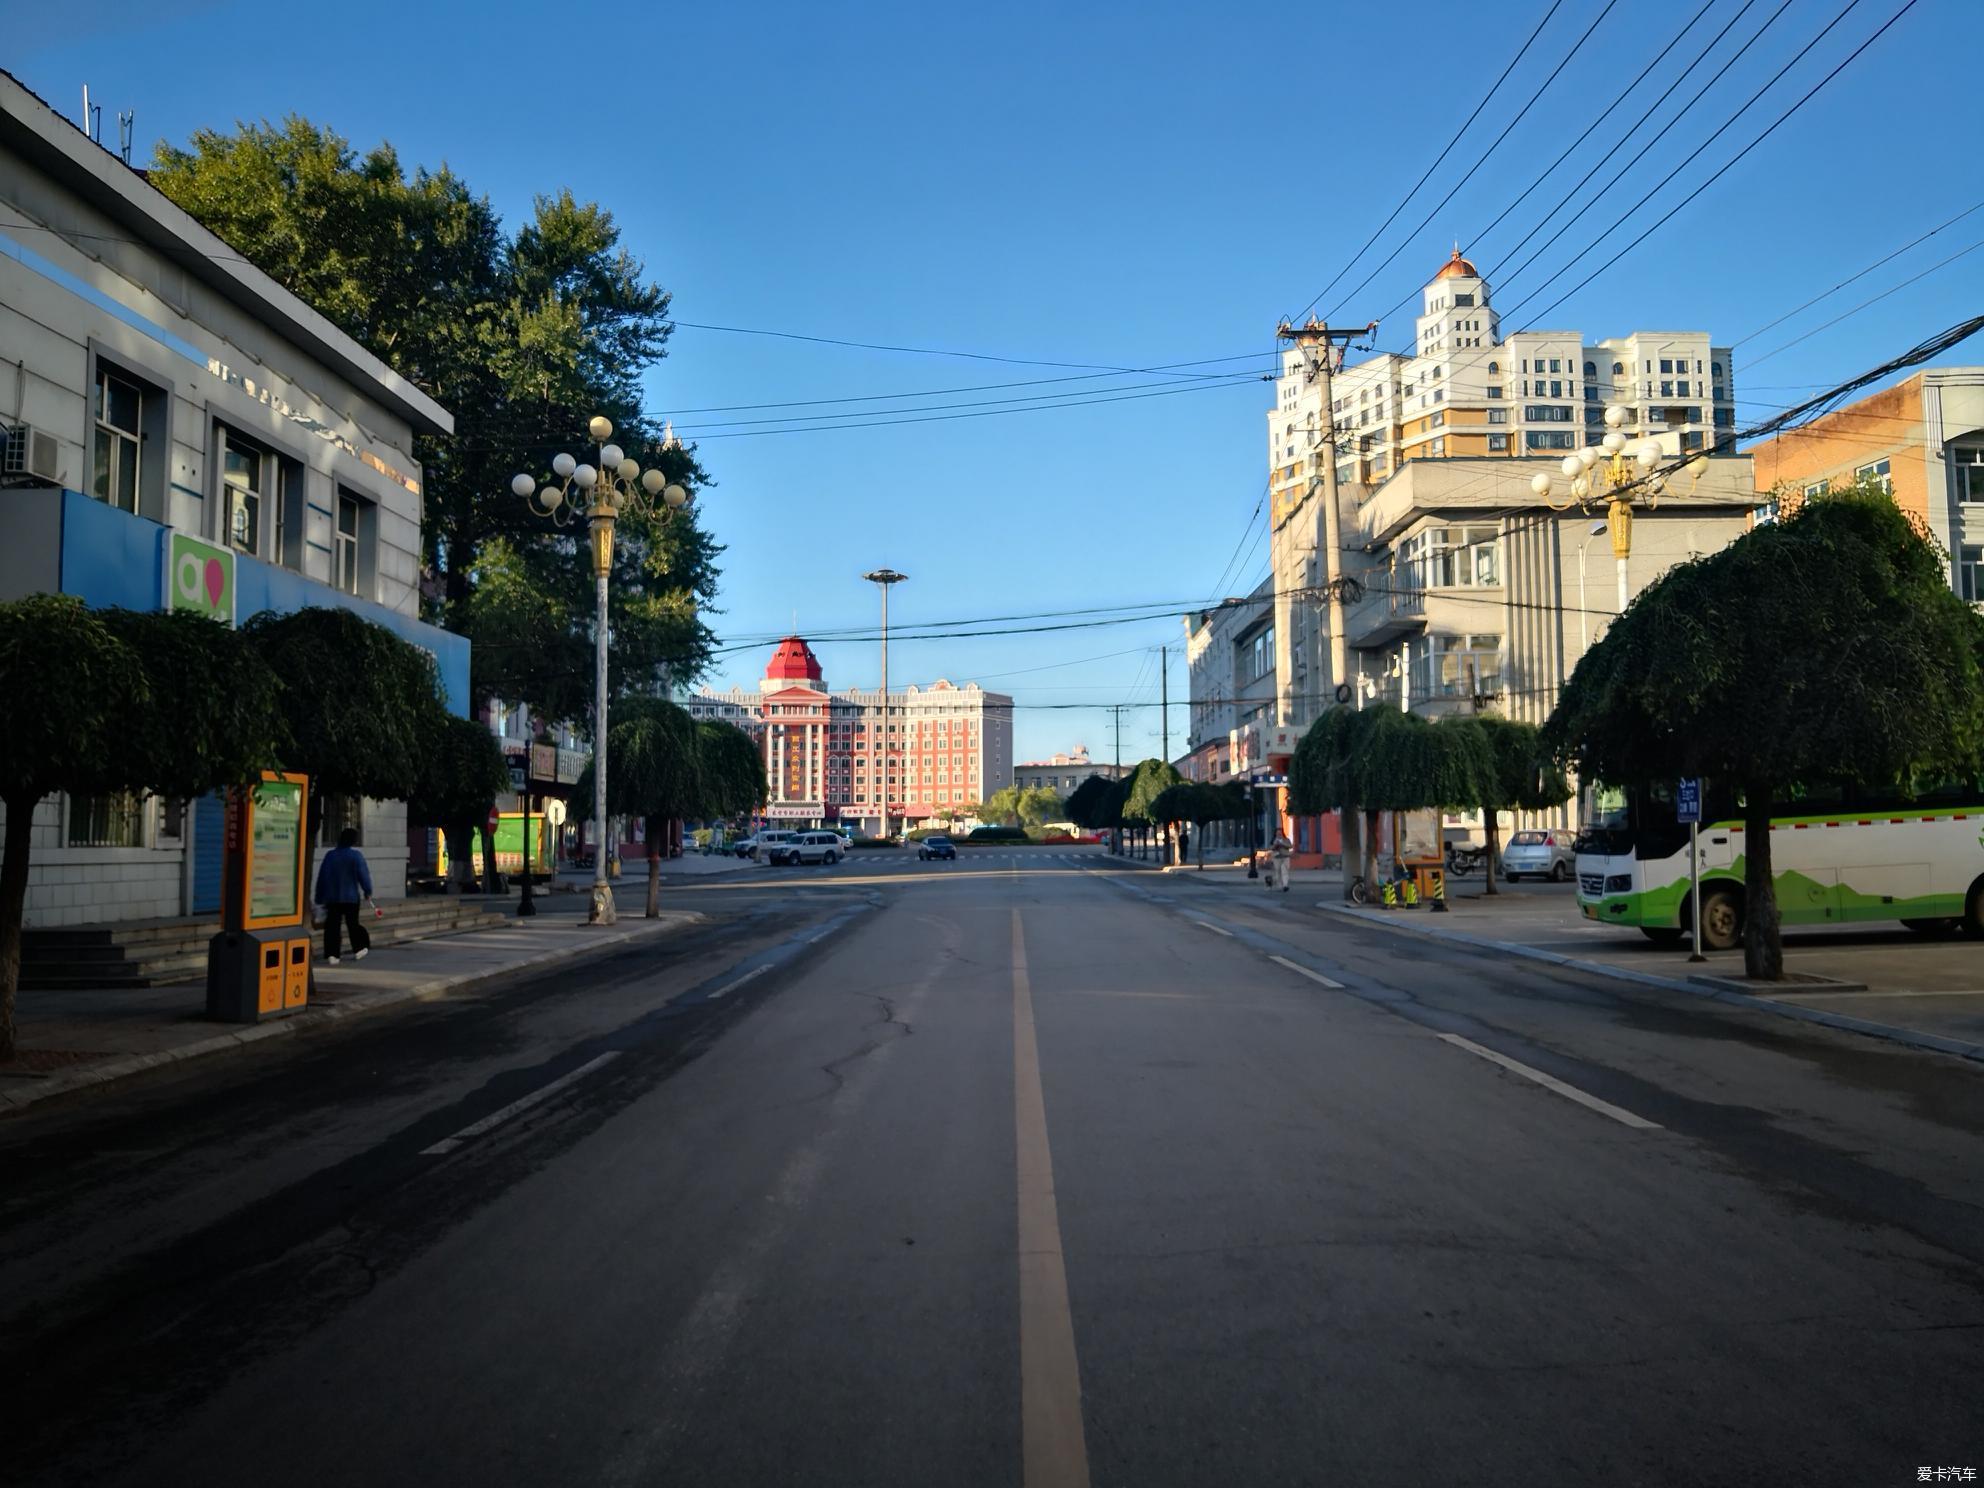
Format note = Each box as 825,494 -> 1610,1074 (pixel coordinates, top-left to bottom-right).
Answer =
652,352 -> 1272,417
683,373 -> 1267,440
1362,0 -> 1720,339
1293,0 -> 1566,322
1322,0 -> 1622,324
667,318 -> 1250,376
1508,0 -> 1923,330
670,369 -> 1263,433
1743,232 -> 1984,368
1731,199 -> 1984,349
1484,0 -> 1783,313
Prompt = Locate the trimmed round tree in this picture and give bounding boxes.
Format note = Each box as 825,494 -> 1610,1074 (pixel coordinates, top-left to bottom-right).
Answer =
697,720 -> 769,827
1545,485 -> 1984,978
407,713 -> 511,891
574,698 -> 705,917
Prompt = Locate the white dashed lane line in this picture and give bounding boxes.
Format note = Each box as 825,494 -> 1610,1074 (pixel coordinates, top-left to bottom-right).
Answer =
421,1052 -> 621,1156
1268,954 -> 1343,988
1195,921 -> 1233,937
709,965 -> 770,999
1437,1033 -> 1662,1130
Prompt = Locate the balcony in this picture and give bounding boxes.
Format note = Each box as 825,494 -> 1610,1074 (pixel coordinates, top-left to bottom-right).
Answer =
1345,582 -> 1426,649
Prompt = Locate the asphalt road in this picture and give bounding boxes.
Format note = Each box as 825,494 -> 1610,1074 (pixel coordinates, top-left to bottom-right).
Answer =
3,847 -> 1981,1486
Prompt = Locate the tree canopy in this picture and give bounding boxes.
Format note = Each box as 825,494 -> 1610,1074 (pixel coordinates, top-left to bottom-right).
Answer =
151,118 -> 721,708
1063,775 -> 1116,828
979,784 -> 1062,829
406,712 -> 511,887
0,599 -> 285,1060
696,721 -> 768,821
243,607 -> 445,813
1545,484 -> 1984,976
573,698 -> 704,917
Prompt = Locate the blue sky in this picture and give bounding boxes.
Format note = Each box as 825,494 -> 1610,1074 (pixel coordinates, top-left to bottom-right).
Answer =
16,0 -> 1983,762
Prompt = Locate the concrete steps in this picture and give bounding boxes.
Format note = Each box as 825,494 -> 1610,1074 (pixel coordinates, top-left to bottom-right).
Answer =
20,897 -> 513,990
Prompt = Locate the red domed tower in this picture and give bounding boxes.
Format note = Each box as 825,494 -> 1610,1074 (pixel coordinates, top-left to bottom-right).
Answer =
763,635 -> 826,692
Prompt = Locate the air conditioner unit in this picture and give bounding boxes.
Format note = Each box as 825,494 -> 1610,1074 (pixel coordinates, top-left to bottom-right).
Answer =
2,423 -> 62,483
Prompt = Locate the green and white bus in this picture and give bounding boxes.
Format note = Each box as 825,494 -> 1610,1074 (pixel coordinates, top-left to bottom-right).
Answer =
1575,780 -> 1984,948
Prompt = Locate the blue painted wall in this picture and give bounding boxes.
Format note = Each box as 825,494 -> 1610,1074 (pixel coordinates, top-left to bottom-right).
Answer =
38,490 -> 471,716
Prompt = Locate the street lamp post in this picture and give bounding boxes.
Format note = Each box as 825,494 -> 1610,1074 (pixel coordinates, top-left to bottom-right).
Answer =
513,416 -> 691,927
1577,518 -> 1609,658
1533,405 -> 1708,626
862,569 -> 907,841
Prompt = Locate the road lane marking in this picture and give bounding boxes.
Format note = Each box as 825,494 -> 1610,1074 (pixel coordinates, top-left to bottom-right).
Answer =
1436,1033 -> 1661,1130
709,965 -> 770,998
1194,920 -> 1233,937
1011,909 -> 1092,1488
421,1052 -> 621,1155
1269,955 -> 1343,988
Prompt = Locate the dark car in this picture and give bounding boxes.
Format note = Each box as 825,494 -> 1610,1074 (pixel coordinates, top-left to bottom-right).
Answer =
917,835 -> 957,861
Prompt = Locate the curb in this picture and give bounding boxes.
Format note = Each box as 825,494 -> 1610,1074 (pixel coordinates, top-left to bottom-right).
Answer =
1310,901 -> 1984,1065
0,913 -> 706,1116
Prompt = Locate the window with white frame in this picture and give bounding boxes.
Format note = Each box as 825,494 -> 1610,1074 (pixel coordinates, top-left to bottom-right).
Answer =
335,491 -> 363,595
1955,446 -> 1984,504
92,366 -> 144,514
1421,633 -> 1504,698
68,792 -> 144,848
1962,545 -> 1984,603
220,429 -> 265,555
1853,457 -> 1893,495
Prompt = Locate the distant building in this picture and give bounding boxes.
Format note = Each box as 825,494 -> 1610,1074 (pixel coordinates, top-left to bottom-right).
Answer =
1181,574 -> 1276,786
1745,367 -> 1984,601
685,637 -> 1013,835
1014,748 -> 1128,799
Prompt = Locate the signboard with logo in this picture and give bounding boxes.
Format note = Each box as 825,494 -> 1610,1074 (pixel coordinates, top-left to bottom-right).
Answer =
167,532 -> 234,623
556,747 -> 586,785
221,772 -> 309,932
766,803 -> 823,820
530,743 -> 557,784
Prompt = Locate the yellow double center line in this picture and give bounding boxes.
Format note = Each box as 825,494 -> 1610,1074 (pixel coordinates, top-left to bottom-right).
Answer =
1011,908 -> 1091,1488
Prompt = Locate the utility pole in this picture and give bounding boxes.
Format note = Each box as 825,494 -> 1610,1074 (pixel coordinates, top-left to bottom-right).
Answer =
1159,644 -> 1169,763
1274,317 -> 1375,726
1113,705 -> 1122,773
862,569 -> 907,840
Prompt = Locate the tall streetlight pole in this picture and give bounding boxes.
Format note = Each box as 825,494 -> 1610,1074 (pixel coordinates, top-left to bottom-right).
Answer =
862,568 -> 907,841
1577,518 -> 1609,659
513,417 -> 692,926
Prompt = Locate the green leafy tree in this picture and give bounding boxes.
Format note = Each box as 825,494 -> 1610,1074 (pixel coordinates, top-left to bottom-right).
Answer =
696,721 -> 768,823
573,699 -> 704,918
1291,707 -> 1368,897
1063,776 -> 1113,829
1545,485 -> 1984,978
1458,716 -> 1571,895
243,608 -> 447,846
0,600 -> 281,1060
980,784 -> 1062,829
1121,758 -> 1184,861
151,120 -> 720,699
406,714 -> 511,891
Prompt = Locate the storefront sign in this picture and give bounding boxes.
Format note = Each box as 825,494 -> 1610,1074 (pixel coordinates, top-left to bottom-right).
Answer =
556,747 -> 586,784
225,771 -> 310,931
167,532 -> 234,623
530,743 -> 557,784
766,803 -> 823,820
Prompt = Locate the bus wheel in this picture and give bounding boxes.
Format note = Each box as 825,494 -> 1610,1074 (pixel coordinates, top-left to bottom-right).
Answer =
1699,889 -> 1742,951
1964,880 -> 1984,938
1901,917 -> 1960,936
1639,926 -> 1683,944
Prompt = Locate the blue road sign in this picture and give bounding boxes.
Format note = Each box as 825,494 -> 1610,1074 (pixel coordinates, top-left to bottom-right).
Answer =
1676,777 -> 1701,824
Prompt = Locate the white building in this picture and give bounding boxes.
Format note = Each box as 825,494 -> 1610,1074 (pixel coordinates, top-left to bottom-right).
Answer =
0,70 -> 466,925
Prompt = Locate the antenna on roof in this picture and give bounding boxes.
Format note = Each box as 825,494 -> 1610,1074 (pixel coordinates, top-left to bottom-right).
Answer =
118,110 -> 135,165
81,85 -> 101,143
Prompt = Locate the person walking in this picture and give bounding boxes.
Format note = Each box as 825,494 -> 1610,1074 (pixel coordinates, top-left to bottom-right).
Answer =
1268,827 -> 1293,893
315,827 -> 374,965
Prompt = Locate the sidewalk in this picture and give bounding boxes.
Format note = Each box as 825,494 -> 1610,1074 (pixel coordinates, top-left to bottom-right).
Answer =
2,889 -> 704,1114
1137,856 -> 1984,1062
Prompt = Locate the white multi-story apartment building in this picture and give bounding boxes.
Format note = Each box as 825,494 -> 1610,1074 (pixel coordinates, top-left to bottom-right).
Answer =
684,637 -> 1014,835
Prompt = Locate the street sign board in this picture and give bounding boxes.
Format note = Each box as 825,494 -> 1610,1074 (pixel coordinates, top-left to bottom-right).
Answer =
1676,778 -> 1701,824
487,805 -> 501,833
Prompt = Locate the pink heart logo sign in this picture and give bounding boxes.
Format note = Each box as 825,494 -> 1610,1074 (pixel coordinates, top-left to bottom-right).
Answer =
204,558 -> 225,607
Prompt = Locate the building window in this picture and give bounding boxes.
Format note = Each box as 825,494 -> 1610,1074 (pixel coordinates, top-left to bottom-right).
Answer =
1526,430 -> 1576,451
1583,361 -> 1596,378
92,366 -> 143,514
1854,457 -> 1893,495
335,492 -> 363,595
1486,408 -> 1508,425
318,794 -> 362,847
1488,433 -> 1509,452
1953,446 -> 1984,503
1487,361 -> 1499,373
1422,633 -> 1504,699
221,430 -> 264,555
68,792 -> 144,848
1803,479 -> 1830,499
1659,358 -> 1674,374
1523,405 -> 1574,422
1486,385 -> 1502,399
1962,545 -> 1984,602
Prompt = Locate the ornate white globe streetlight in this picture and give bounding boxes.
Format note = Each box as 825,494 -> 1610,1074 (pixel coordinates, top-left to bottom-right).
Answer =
512,416 -> 691,926
1529,405 -> 1704,621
